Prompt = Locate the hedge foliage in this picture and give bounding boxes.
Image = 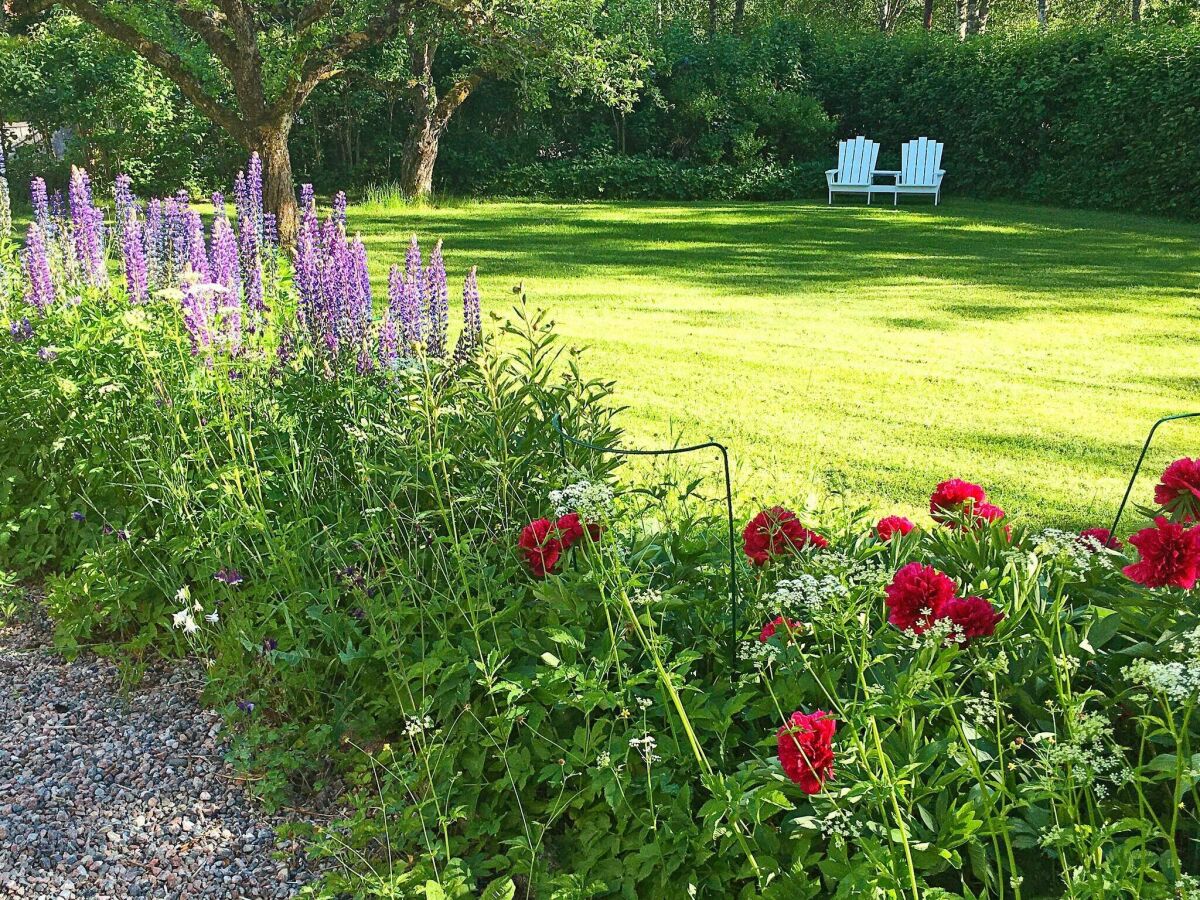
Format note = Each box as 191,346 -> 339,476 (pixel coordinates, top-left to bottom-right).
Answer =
802,26 -> 1200,217
449,23 -> 1200,217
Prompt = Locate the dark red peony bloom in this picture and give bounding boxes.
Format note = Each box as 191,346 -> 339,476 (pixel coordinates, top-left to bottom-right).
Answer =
1155,458 -> 1200,519
759,615 -> 804,643
938,595 -> 1004,644
556,512 -> 602,549
876,516 -> 915,542
930,479 -> 986,523
1123,517 -> 1200,590
518,518 -> 562,577
777,710 -> 836,794
884,562 -> 957,634
742,507 -> 828,566
1079,528 -> 1122,550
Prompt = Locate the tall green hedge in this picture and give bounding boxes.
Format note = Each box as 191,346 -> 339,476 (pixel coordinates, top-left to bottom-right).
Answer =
445,23 -> 1200,218
801,26 -> 1200,217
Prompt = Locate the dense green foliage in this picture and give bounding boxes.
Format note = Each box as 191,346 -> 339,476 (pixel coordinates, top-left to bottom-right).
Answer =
802,26 -> 1200,216
441,22 -> 1200,217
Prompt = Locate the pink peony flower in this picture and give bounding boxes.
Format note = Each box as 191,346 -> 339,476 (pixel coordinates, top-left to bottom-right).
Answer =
884,562 -> 957,634
876,516 -> 915,542
938,595 -> 1004,644
742,507 -> 828,566
759,615 -> 804,643
930,479 -> 986,523
1123,517 -> 1200,590
777,710 -> 836,794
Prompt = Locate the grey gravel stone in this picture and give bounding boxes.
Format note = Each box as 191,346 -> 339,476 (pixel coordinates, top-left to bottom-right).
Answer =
0,605 -> 330,898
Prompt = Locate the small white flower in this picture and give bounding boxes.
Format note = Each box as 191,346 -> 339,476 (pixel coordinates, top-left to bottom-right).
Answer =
172,609 -> 191,629
176,586 -> 190,603
205,612 -> 219,624
182,614 -> 199,635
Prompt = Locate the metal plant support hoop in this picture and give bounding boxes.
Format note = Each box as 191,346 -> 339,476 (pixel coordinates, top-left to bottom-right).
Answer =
1109,412 -> 1200,539
550,414 -> 742,677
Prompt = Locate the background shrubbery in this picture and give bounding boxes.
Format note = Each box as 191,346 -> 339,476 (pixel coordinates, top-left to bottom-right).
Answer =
443,23 -> 1200,217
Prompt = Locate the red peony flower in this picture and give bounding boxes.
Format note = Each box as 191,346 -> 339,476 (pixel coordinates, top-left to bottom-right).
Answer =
884,562 -> 957,634
759,615 -> 804,643
1123,517 -> 1200,590
1155,458 -> 1200,519
930,479 -> 986,523
938,595 -> 1004,644
742,507 -> 828,566
518,518 -> 562,578
556,512 -> 602,549
876,515 -> 915,542
1079,528 -> 1122,550
776,709 -> 836,794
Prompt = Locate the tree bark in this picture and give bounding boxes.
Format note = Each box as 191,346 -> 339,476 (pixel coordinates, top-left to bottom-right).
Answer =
399,118 -> 440,199
1131,0 -> 1142,21
1036,0 -> 1048,28
924,0 -> 935,30
733,0 -> 746,24
256,120 -> 298,246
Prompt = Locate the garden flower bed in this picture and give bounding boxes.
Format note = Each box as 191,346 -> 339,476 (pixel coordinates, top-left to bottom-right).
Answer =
1,154 -> 1199,898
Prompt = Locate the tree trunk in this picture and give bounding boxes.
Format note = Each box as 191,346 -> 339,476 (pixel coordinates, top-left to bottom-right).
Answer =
256,119 -> 298,247
924,0 -> 935,30
399,118 -> 440,200
956,0 -> 969,38
733,0 -> 746,23
973,0 -> 990,32
1037,0 -> 1048,29
708,0 -> 718,32
1131,0 -> 1142,21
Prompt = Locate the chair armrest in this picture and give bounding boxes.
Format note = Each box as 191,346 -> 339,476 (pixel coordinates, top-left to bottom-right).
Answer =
826,169 -> 837,186
873,169 -> 902,184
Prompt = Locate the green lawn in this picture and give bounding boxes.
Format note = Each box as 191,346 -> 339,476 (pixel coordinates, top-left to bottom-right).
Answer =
369,199 -> 1195,527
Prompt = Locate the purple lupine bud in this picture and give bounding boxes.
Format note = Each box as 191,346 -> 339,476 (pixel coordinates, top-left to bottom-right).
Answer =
345,235 -> 371,346
0,166 -> 10,240
378,308 -> 399,369
185,210 -> 209,280
400,273 -> 422,351
143,199 -> 165,288
120,209 -> 149,304
405,234 -> 421,285
424,240 -> 448,358
300,183 -> 314,217
68,166 -> 107,287
214,567 -> 243,585
30,178 -> 51,233
332,191 -> 347,230
180,282 -> 214,353
37,346 -> 57,362
261,212 -> 279,302
240,215 -> 263,315
356,343 -> 374,375
453,265 -> 481,359
113,175 -> 136,244
210,216 -> 242,354
0,141 -> 5,176
23,223 -> 55,313
167,194 -> 192,276
71,511 -> 85,523
10,317 -> 33,341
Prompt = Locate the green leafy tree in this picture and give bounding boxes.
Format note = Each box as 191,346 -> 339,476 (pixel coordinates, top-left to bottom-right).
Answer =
9,0 -> 646,241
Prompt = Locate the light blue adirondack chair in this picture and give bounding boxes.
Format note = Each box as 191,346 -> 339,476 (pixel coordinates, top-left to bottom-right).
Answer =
825,136 -> 882,205
874,137 -> 946,206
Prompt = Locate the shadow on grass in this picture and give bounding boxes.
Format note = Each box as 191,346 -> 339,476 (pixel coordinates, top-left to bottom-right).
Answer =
350,200 -> 1200,310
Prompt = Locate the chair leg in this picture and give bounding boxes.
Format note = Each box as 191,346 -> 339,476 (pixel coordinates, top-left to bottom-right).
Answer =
893,192 -> 897,207
867,192 -> 871,205
828,190 -> 832,206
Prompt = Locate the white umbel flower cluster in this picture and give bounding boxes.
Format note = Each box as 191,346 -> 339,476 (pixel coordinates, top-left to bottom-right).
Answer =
763,574 -> 848,618
1125,626 -> 1200,706
549,479 -> 614,521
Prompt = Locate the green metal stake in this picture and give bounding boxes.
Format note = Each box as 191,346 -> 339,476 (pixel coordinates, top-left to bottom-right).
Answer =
550,413 -> 742,679
1109,412 -> 1200,539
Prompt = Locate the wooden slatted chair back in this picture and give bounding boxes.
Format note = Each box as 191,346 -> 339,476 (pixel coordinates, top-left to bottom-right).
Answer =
900,137 -> 944,187
836,136 -> 881,186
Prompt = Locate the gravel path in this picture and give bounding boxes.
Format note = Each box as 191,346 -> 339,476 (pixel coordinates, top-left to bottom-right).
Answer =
0,608 -> 329,899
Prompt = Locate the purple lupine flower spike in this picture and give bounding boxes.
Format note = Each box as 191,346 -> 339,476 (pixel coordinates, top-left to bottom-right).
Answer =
424,240 -> 448,357
113,175 -> 136,245
378,309 -> 399,370
30,178 -> 51,234
0,144 -> 10,240
186,211 -> 209,280
300,183 -> 315,218
121,209 -> 149,304
69,167 -> 107,287
23,223 -> 55,313
210,215 -> 242,354
180,283 -> 214,353
332,191 -> 347,230
454,266 -> 481,359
